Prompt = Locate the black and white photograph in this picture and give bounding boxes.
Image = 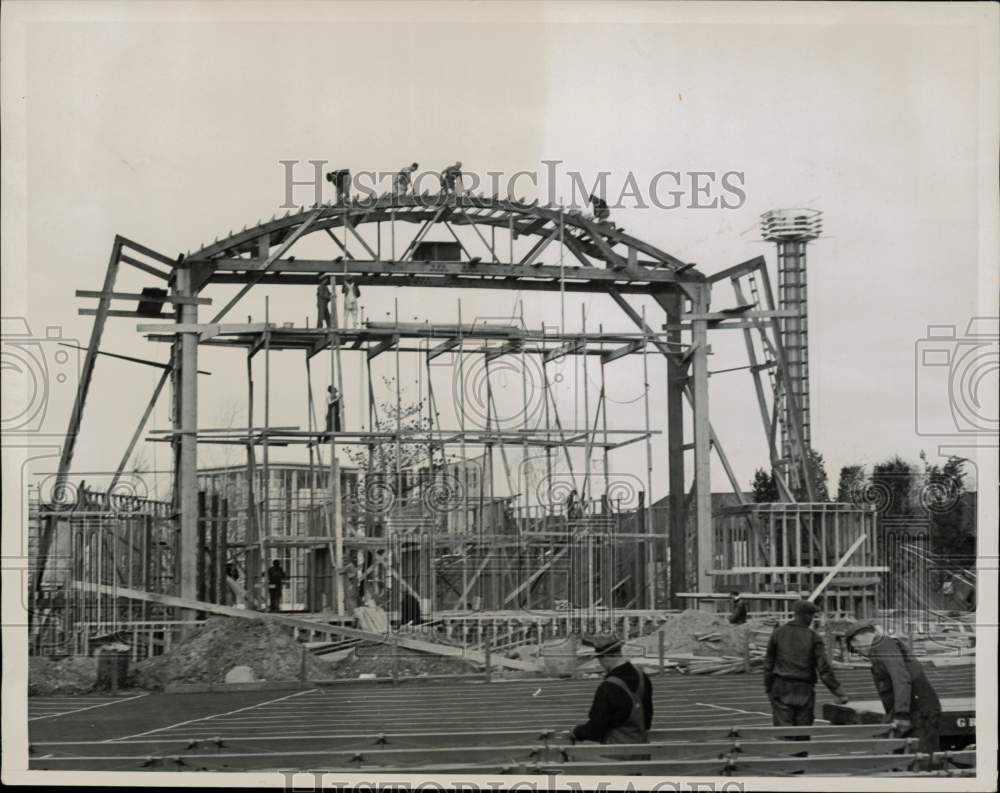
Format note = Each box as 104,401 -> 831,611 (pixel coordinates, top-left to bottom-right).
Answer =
1,2 -> 997,790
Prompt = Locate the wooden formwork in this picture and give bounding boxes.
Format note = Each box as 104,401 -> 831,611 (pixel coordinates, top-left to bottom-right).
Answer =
712,502 -> 884,618
29,489 -> 178,653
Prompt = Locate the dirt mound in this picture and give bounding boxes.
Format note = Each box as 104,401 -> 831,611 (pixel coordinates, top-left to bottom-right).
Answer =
626,609 -> 751,660
322,642 -> 480,679
510,635 -> 582,676
29,655 -> 98,695
131,616 -> 328,690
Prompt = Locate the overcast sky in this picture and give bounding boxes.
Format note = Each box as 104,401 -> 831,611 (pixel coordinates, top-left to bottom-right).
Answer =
2,1 -> 997,507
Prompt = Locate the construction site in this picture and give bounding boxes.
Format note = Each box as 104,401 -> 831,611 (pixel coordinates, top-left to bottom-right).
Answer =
25,184 -> 978,777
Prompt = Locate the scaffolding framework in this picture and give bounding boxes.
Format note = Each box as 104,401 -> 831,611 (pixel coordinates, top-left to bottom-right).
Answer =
31,187 -> 841,647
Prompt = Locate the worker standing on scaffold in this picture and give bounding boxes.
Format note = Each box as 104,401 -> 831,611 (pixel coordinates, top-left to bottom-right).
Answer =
394,162 -> 419,196
266,559 -> 288,612
325,385 -> 342,437
440,162 -> 462,195
326,168 -> 351,205
729,591 -> 748,625
316,278 -> 332,328
342,279 -> 360,328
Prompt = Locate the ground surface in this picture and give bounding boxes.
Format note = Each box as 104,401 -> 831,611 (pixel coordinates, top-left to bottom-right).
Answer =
26,664 -> 974,772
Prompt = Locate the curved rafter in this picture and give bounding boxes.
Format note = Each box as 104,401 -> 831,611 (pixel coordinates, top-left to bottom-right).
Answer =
185,192 -> 699,279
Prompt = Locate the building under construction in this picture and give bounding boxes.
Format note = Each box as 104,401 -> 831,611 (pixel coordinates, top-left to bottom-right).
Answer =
28,191 -> 898,656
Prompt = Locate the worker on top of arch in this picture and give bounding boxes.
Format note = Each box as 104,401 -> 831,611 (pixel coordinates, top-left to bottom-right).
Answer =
440,162 -> 463,195
394,162 -> 419,196
589,193 -> 611,223
326,168 -> 351,205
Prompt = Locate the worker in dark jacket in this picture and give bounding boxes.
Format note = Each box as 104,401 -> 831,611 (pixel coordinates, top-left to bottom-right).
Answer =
729,592 -> 748,625
764,600 -> 849,735
845,622 -> 942,762
570,634 -> 653,751
266,559 -> 288,612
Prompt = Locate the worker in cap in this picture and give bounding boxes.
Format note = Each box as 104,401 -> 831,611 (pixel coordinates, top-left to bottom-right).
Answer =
394,162 -> 419,196
728,591 -> 748,625
844,622 -> 942,764
440,162 -> 463,195
568,633 -> 652,752
763,600 -> 849,737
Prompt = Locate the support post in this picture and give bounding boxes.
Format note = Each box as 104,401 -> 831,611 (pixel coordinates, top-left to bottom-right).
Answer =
210,493 -> 220,603
197,491 -> 207,606
219,498 -> 229,605
690,283 -> 713,596
662,291 -> 687,607
175,265 -> 199,626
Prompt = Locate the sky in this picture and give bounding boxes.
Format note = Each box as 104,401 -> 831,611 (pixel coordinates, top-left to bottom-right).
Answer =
2,1 -> 997,509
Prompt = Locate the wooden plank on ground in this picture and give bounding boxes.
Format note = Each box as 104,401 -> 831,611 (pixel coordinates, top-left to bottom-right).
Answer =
69,582 -> 537,671
409,753 -> 921,776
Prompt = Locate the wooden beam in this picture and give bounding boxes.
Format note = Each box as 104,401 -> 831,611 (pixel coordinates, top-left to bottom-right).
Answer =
76,290 -> 212,305
109,367 -> 171,493
136,322 -> 270,335
209,272 -> 664,294
79,309 -> 178,319
367,334 -> 399,361
50,238 -> 122,519
69,582 -> 537,671
684,309 -> 798,322
55,342 -> 210,374
209,207 -> 325,324
119,235 -> 178,267
118,253 -> 171,281
501,546 -> 569,607
706,255 -> 767,284
483,340 -> 521,363
710,566 -> 888,575
808,534 -> 868,602
457,551 -> 494,605
204,256 -> 684,284
601,339 -> 643,364
543,338 -> 587,363
427,337 -> 460,361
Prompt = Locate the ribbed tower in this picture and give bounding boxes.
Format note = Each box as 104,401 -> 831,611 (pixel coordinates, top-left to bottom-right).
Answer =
761,208 -> 822,470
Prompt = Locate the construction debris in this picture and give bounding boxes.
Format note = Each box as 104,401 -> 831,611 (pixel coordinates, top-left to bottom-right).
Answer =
353,604 -> 389,634
29,655 -> 98,695
510,635 -> 583,676
131,617 -> 327,690
319,642 -> 481,679
627,609 -> 752,661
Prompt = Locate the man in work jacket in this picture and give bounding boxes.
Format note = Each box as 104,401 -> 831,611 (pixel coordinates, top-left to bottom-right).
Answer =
845,622 -> 942,761
729,592 -> 748,625
570,634 -> 652,755
764,600 -> 849,735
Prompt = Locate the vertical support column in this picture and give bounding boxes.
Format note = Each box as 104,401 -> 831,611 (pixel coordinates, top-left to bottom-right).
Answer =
219,498 -> 230,605
690,283 -> 713,596
329,277 -> 345,616
197,491 -> 207,605
210,493 -> 220,603
663,291 -> 687,608
142,515 -> 152,621
175,265 -> 199,624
